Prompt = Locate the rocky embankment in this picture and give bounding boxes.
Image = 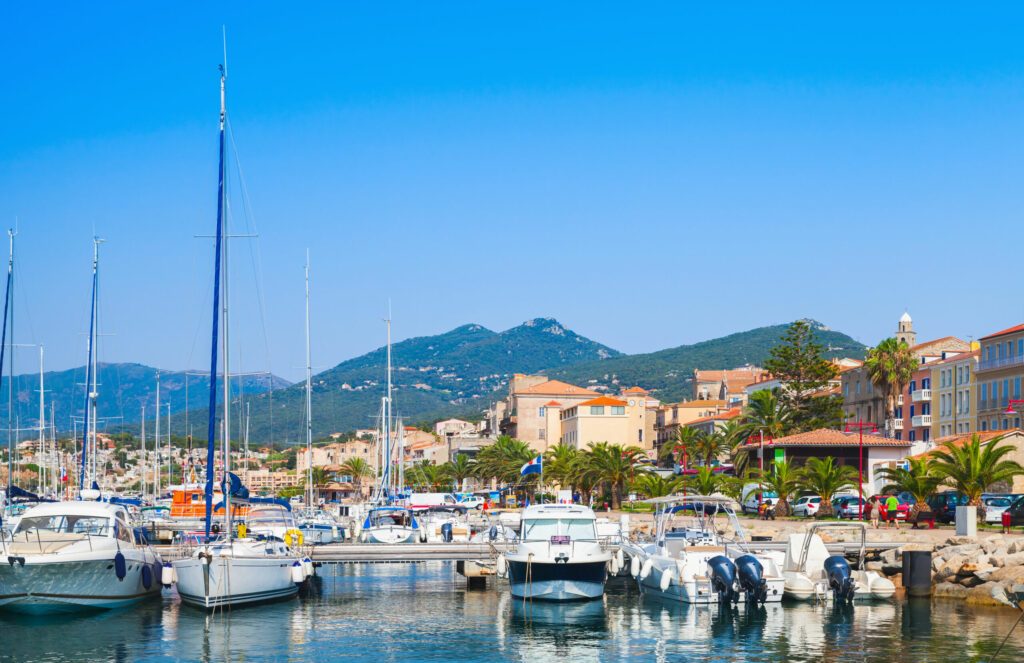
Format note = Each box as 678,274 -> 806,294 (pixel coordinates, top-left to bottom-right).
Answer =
926,536 -> 1024,607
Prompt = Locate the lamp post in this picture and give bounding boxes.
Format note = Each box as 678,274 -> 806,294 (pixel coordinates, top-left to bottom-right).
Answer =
845,421 -> 878,519
1005,399 -> 1024,419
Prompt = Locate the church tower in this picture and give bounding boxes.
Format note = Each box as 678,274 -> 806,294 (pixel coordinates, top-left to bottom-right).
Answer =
896,311 -> 916,347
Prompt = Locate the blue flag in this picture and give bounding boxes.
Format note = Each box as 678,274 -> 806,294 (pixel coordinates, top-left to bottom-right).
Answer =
520,455 -> 543,476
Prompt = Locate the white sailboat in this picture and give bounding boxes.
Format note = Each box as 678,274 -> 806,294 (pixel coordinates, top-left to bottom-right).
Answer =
0,239 -> 163,614
171,56 -> 304,610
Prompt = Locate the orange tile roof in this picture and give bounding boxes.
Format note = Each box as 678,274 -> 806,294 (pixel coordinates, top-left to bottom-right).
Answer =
673,399 -> 729,409
544,400 -> 562,407
577,396 -> 628,407
515,379 -> 600,397
687,407 -> 742,425
756,428 -> 909,448
622,386 -> 648,394
909,429 -> 1021,459
982,324 -> 1024,341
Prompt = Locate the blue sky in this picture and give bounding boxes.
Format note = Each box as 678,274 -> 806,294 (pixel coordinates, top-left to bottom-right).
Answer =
2,3 -> 1024,381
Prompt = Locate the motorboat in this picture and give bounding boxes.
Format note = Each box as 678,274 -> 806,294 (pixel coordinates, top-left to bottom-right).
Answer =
777,521 -> 895,602
359,506 -> 422,544
297,508 -> 342,544
501,504 -> 611,601
622,496 -> 784,606
0,501 -> 163,614
418,506 -> 471,543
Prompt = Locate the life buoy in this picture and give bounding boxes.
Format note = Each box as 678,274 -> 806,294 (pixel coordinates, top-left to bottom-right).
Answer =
284,529 -> 304,547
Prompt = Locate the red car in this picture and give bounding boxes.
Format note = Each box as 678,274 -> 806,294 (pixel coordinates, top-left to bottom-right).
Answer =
875,497 -> 911,522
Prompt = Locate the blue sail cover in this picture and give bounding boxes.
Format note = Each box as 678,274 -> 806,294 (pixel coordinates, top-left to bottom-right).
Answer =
223,472 -> 250,500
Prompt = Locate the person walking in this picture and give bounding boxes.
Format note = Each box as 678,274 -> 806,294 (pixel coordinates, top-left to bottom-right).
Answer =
869,497 -> 881,529
885,494 -> 901,530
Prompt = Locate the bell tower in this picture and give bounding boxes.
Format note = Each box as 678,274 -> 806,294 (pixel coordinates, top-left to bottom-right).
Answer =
896,311 -> 916,346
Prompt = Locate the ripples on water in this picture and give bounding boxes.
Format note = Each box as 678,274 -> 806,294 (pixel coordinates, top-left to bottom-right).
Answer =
1,563 -> 1022,662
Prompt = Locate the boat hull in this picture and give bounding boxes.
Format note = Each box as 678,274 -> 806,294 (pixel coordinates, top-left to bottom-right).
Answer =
361,526 -> 417,544
0,554 -> 163,614
173,555 -> 299,610
507,560 -> 607,601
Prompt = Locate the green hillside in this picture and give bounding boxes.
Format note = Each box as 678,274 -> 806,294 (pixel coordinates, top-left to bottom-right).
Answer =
546,320 -> 865,403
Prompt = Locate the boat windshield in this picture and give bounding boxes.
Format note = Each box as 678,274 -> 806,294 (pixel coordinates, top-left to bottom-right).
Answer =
14,515 -> 111,537
522,518 -> 597,542
369,510 -> 412,527
247,510 -> 294,527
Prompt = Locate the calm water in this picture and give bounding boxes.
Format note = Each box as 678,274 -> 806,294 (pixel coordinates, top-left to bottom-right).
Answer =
2,563 -> 1023,662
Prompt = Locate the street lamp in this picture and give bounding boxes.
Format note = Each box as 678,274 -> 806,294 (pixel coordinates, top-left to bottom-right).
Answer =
1005,399 -> 1024,417
845,421 -> 878,519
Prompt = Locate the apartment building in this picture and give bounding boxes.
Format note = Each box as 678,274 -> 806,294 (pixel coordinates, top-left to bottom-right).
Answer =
655,400 -> 730,451
930,350 -> 979,439
692,366 -> 766,405
498,375 -> 601,451
246,469 -> 302,495
975,324 -> 1024,432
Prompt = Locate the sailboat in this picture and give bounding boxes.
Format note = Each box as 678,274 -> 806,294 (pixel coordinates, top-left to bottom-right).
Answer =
0,238 -> 164,614
171,58 -> 304,610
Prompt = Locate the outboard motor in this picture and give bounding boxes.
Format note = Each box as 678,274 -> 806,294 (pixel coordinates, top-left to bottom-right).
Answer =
824,555 -> 856,603
441,522 -> 453,543
707,555 -> 739,605
734,554 -> 768,605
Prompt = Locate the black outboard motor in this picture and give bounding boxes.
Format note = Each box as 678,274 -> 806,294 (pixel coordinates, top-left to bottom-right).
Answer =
823,555 -> 856,603
441,522 -> 453,543
734,554 -> 768,605
707,555 -> 739,605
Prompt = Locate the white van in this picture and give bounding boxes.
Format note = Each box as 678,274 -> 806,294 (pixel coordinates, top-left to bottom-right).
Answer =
407,493 -> 460,508
740,483 -> 779,514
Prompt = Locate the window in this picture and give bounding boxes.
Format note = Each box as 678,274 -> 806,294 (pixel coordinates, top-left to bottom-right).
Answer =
999,344 -> 1005,360
909,405 -> 915,418
909,430 -> 916,442
856,382 -> 861,395
923,377 -> 930,390
538,429 -> 546,439
1005,379 -> 1011,406
638,429 -> 643,442
964,365 -> 970,382
895,432 -> 902,440
590,406 -> 605,415
923,429 -> 930,442
1016,377 -> 1021,399
982,420 -> 988,431
538,407 -> 546,418
611,406 -> 625,415
910,380 -> 917,392
1018,339 -> 1023,357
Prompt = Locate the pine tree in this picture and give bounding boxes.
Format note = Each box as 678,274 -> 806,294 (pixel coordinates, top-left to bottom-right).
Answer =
762,320 -> 842,432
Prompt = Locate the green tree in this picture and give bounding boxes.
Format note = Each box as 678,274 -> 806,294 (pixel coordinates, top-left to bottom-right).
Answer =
406,461 -> 449,491
660,426 -> 701,468
576,442 -> 648,509
474,436 -> 535,485
444,454 -> 477,489
756,460 -> 801,517
543,443 -> 581,490
692,430 -> 731,468
737,390 -> 794,473
930,434 -> 1024,507
864,338 -> 916,437
877,457 -> 942,518
798,456 -> 858,518
338,457 -> 374,495
762,320 -> 840,432
683,466 -> 723,496
631,473 -> 682,498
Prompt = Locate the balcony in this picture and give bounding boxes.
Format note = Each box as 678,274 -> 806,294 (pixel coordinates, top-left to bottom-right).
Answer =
911,414 -> 932,427
911,389 -> 931,403
891,418 -> 904,431
978,354 -> 1024,372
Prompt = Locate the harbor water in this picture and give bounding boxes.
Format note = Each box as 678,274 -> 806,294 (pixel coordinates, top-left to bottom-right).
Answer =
2,562 -> 1023,662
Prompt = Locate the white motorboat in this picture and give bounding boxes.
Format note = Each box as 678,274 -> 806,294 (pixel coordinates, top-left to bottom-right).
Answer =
0,501 -> 163,614
502,504 -> 611,601
778,522 -> 895,602
298,508 -> 342,544
418,506 -> 471,543
622,496 -> 784,606
360,507 -> 422,544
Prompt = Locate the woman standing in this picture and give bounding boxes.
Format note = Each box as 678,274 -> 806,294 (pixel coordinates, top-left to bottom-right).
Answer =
869,497 -> 881,529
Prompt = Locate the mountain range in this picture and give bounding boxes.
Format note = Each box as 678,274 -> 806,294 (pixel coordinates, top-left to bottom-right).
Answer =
5,318 -> 865,443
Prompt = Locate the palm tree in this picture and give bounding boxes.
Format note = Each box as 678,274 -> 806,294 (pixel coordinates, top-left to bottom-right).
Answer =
543,443 -> 581,491
683,466 -> 723,496
577,442 -> 648,509
406,460 -> 449,491
756,460 -> 801,517
692,430 -> 732,468
338,457 -> 373,496
736,390 -> 794,474
930,434 -> 1024,507
798,456 -> 858,518
864,338 -> 916,437
877,457 -> 942,519
631,473 -> 683,499
474,436 -> 535,485
660,426 -> 700,468
444,454 -> 476,490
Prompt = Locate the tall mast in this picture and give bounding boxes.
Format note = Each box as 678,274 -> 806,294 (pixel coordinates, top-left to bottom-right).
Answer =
2,230 -> 11,502
203,60 -> 227,542
384,312 -> 392,492
37,346 -> 44,494
166,400 -> 171,489
78,236 -> 101,495
154,372 -> 160,496
140,404 -> 146,501
304,251 -> 313,509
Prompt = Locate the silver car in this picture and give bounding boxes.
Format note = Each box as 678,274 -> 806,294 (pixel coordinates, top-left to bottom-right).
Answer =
982,496 -> 1014,524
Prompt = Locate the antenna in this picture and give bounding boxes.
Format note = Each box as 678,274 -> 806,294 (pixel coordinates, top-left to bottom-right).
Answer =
222,26 -> 228,79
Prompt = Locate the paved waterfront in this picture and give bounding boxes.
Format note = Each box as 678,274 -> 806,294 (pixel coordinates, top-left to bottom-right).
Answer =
1,562 -> 1023,662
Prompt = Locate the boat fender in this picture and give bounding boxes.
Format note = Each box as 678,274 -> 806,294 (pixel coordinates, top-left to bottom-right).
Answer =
142,564 -> 153,590
303,557 -> 314,578
640,559 -> 654,580
331,525 -> 339,541
496,554 -> 507,577
609,557 -> 620,575
615,549 -> 624,568
630,555 -> 640,578
419,529 -> 428,543
161,563 -> 175,588
291,561 -> 305,584
660,567 -> 674,592
114,551 -> 127,582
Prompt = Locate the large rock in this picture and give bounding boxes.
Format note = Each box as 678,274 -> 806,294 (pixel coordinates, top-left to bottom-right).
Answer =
881,547 -> 901,565
1002,552 -> 1024,567
882,563 -> 903,577
991,565 -> 1024,585
946,536 -> 978,546
990,549 -> 1008,567
965,582 -> 1012,607
959,575 -> 986,588
931,555 -> 945,571
1007,540 -> 1024,555
935,554 -> 968,581
934,582 -> 969,599
940,543 -> 982,557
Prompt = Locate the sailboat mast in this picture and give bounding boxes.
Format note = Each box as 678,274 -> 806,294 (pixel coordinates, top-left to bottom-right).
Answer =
37,345 -> 44,494
220,64 -> 233,541
166,400 -> 171,490
140,404 -> 146,501
90,239 -> 99,489
78,237 -> 100,495
304,252 -> 313,508
202,62 -> 227,541
2,230 -> 11,502
154,372 -> 160,496
384,314 -> 392,492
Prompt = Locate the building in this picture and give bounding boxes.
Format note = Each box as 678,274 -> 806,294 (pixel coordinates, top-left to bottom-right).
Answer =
692,366 -> 766,405
909,429 -> 1024,493
245,469 -> 303,495
975,324 -> 1024,433
685,407 -> 742,436
930,349 -> 979,440
498,375 -> 601,451
558,396 -> 642,450
841,312 -> 969,432
434,418 -> 476,437
748,428 -> 911,495
901,364 -> 934,450
297,439 -> 375,472
655,400 -> 731,452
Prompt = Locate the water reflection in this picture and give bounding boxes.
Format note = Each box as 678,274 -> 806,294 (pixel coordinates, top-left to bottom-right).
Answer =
0,564 -> 1022,662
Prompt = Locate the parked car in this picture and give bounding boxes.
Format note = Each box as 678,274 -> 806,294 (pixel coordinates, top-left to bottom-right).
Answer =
740,484 -> 779,514
457,495 -> 485,510
982,495 -> 1016,524
834,496 -> 867,519
792,496 -> 822,517
877,496 -> 911,522
927,491 -> 969,524
1004,495 -> 1024,527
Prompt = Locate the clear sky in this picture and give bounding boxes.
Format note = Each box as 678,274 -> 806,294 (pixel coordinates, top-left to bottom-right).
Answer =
2,3 -> 1024,381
